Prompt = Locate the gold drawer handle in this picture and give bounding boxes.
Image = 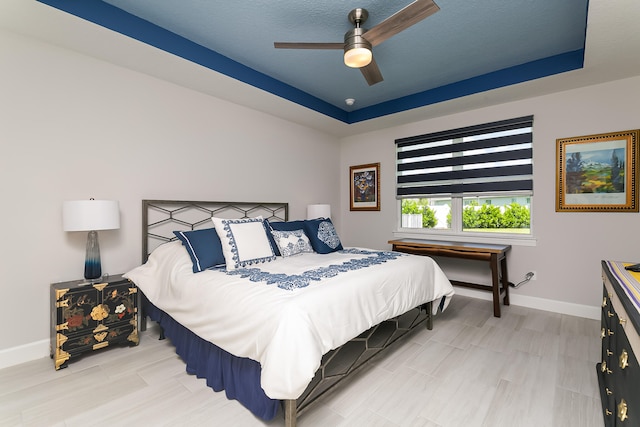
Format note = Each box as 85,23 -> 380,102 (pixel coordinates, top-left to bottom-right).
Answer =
601,361 -> 612,374
602,328 -> 606,339
620,350 -> 629,369
618,399 -> 628,422
606,387 -> 613,395
608,311 -> 615,318
607,349 -> 614,356
603,297 -> 608,307
620,318 -> 627,326
606,409 -> 613,416
608,329 -> 614,336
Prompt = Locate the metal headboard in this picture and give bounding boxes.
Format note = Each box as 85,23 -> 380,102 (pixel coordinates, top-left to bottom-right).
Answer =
141,199 -> 289,263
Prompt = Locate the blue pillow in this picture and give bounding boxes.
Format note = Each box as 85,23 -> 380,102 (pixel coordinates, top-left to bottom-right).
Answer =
173,228 -> 225,272
265,220 -> 307,256
304,218 -> 343,254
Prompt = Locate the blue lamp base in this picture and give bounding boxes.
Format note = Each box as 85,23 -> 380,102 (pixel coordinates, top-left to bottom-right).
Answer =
84,230 -> 102,281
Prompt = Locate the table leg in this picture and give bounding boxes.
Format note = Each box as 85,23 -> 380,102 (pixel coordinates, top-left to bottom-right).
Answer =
490,253 -> 501,317
501,256 -> 510,306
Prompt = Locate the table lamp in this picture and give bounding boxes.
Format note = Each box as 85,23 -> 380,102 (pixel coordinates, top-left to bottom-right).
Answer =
307,204 -> 331,220
63,199 -> 120,281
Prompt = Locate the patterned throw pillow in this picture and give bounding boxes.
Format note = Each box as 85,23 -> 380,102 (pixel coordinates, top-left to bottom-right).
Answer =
211,216 -> 276,270
304,218 -> 343,254
271,229 -> 314,257
265,219 -> 307,256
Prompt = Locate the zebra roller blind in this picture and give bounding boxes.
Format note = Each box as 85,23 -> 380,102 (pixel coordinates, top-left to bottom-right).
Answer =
396,115 -> 533,198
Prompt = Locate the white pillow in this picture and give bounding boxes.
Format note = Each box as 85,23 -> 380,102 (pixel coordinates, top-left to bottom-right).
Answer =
271,229 -> 314,257
211,216 -> 276,270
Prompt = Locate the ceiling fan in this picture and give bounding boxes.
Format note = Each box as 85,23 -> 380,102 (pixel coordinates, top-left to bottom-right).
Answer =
274,0 -> 440,86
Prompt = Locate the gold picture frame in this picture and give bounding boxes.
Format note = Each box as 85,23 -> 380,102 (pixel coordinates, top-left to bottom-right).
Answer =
350,163 -> 380,211
556,129 -> 639,212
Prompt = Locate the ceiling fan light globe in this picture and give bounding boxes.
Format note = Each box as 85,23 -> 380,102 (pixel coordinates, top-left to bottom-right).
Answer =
344,47 -> 372,68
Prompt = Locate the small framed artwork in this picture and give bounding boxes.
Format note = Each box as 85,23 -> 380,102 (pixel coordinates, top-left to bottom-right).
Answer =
350,162 -> 380,211
556,129 -> 639,212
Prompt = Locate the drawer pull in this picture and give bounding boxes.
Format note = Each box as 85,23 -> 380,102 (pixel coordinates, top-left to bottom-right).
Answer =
601,361 -> 612,374
620,350 -> 629,369
608,311 -> 615,318
618,399 -> 628,422
603,297 -> 608,308
619,318 -> 627,326
601,328 -> 606,339
607,349 -> 614,356
608,329 -> 614,336
606,409 -> 612,416
606,387 -> 613,395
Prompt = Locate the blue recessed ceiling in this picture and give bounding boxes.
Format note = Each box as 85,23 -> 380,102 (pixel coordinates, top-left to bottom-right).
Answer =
36,0 -> 588,124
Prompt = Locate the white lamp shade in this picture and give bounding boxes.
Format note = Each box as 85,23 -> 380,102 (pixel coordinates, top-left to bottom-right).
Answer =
63,200 -> 120,231
307,204 -> 331,220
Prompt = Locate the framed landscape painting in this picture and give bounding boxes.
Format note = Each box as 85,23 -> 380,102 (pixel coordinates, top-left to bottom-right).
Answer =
556,129 -> 639,212
350,163 -> 380,211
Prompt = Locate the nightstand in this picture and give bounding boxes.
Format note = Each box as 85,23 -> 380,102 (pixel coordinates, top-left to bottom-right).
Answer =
50,274 -> 139,370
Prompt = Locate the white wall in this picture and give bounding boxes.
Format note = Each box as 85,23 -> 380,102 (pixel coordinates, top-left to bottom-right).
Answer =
340,75 -> 640,312
0,29 -> 340,359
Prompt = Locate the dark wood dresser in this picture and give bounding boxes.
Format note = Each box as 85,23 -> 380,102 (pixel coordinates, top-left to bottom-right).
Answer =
50,274 -> 139,370
599,261 -> 640,426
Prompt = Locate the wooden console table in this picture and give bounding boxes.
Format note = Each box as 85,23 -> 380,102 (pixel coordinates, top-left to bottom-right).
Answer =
389,239 -> 511,317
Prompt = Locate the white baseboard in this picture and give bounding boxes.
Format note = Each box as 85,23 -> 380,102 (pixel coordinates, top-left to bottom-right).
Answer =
453,286 -> 601,320
0,318 -> 150,371
0,296 -> 598,371
0,338 -> 50,371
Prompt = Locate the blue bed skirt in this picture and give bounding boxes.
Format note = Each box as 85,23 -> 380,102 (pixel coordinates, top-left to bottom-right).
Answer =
144,301 -> 280,420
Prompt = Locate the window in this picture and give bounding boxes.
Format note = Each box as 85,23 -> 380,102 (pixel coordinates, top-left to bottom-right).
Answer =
396,116 -> 533,237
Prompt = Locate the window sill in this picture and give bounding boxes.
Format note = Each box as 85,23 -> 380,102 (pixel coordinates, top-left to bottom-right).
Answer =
392,229 -> 537,247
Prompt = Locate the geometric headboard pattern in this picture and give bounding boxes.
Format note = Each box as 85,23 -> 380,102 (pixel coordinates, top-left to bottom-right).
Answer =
142,199 -> 289,262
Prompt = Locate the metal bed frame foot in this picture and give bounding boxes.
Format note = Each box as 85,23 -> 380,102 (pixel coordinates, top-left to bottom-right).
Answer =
284,399 -> 297,427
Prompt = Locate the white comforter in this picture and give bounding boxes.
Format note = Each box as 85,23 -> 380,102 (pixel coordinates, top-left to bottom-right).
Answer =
125,241 -> 454,399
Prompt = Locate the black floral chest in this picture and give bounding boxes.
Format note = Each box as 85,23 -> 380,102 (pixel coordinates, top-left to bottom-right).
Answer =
50,275 -> 139,370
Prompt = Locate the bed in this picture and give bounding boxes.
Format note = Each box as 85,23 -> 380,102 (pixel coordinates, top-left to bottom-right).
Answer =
125,200 -> 455,426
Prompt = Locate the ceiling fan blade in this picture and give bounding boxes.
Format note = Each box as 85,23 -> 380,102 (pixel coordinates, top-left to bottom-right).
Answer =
274,42 -> 343,50
363,0 -> 440,47
360,57 -> 383,86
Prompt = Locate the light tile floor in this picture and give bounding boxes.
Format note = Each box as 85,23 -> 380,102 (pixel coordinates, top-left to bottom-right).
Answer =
0,295 -> 603,426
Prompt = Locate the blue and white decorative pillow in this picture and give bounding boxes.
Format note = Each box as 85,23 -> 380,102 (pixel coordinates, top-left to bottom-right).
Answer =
304,218 -> 343,254
211,216 -> 276,271
265,219 -> 307,256
271,229 -> 314,257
